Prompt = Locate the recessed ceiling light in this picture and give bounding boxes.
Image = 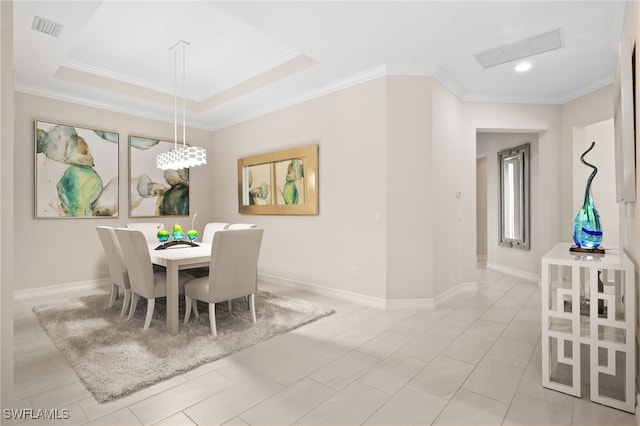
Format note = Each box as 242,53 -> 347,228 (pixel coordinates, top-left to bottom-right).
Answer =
515,62 -> 532,73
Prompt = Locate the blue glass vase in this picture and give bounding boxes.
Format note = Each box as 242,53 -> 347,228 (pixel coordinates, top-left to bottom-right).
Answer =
573,195 -> 602,249
572,141 -> 602,249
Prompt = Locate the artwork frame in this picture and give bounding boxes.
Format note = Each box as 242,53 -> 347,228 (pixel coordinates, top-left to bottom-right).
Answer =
238,144 -> 318,215
129,135 -> 190,218
35,119 -> 119,218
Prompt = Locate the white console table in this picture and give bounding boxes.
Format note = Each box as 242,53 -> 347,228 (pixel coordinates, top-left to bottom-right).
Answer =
541,242 -> 635,412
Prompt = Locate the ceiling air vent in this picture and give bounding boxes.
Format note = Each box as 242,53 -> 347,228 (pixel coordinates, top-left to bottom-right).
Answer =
475,28 -> 563,68
31,16 -> 64,37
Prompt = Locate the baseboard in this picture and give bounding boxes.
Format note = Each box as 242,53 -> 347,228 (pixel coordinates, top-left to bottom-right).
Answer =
259,273 -> 389,309
259,273 -> 477,311
486,262 -> 541,283
13,278 -> 110,301
14,274 -> 478,311
434,281 -> 478,306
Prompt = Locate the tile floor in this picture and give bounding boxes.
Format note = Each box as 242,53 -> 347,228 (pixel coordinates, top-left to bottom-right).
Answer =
12,268 -> 638,425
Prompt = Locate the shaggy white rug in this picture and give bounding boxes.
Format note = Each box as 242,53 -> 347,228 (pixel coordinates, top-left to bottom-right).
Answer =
33,291 -> 334,402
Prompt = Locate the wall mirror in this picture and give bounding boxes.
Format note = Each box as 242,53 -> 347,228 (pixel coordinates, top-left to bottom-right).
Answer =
498,143 -> 530,250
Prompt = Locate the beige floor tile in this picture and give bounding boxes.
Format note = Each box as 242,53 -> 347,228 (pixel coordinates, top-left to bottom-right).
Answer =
571,396 -> 636,425
78,375 -> 189,422
502,392 -> 572,426
316,328 -> 376,356
29,381 -> 93,411
463,358 -> 525,403
84,408 -> 143,426
441,334 -> 494,365
238,378 -> 335,425
129,371 -> 234,425
462,319 -> 507,341
409,355 -> 475,399
433,388 -> 508,425
356,330 -> 412,360
183,379 -> 284,425
516,358 -> 576,409
270,323 -> 335,354
297,381 -> 389,425
14,268 -> 630,426
258,347 -> 337,386
485,336 -> 537,368
364,384 -> 448,425
152,411 -> 196,426
400,329 -> 456,360
480,306 -> 518,324
358,353 -> 426,395
501,319 -> 542,345
309,350 -> 380,390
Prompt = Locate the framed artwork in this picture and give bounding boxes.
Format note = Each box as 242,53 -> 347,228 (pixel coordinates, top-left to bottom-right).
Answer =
129,136 -> 189,218
238,144 -> 318,215
35,120 -> 119,218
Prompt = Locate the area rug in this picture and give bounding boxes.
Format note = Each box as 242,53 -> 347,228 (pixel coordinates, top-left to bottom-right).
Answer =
32,291 -> 334,402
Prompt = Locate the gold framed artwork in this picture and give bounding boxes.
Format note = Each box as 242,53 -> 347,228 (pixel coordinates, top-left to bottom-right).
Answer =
238,144 -> 318,215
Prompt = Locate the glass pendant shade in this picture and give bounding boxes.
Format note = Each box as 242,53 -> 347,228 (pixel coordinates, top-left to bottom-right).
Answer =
572,141 -> 602,249
157,145 -> 207,170
156,40 -> 207,171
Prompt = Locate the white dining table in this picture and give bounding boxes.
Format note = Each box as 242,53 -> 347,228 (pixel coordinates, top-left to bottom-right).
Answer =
148,242 -> 212,335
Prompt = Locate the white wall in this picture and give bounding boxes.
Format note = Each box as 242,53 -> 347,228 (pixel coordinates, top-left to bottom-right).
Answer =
386,76 -> 434,299
1,0 -> 14,413
477,132 -> 539,277
572,119 -> 618,248
13,93 -> 213,290
211,78 -> 389,300
432,81 -> 474,295
210,75 -> 475,303
560,85 -> 615,241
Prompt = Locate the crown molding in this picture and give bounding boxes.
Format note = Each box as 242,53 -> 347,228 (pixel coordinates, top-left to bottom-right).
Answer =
15,84 -> 214,131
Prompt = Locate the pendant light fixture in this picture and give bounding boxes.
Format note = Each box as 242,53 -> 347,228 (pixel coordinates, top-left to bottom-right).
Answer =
157,40 -> 207,170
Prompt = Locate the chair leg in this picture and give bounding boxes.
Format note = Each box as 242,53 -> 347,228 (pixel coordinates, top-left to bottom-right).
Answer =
209,303 -> 217,336
249,293 -> 257,323
193,301 -> 199,318
108,283 -> 118,308
128,293 -> 139,320
120,289 -> 132,317
144,298 -> 155,330
227,300 -> 232,312
184,295 -> 192,324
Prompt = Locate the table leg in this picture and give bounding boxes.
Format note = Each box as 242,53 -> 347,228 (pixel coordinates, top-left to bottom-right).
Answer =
166,260 -> 179,335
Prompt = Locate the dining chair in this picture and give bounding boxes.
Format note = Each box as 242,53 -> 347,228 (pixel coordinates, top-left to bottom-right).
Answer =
126,222 -> 164,243
188,222 -> 231,278
227,223 -> 257,230
96,226 -> 131,317
126,222 -> 167,272
114,228 -> 195,329
201,222 -> 230,243
183,228 -> 264,336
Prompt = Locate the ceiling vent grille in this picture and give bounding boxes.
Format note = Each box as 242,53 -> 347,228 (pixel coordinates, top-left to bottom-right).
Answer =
475,28 -> 563,68
31,16 -> 64,37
